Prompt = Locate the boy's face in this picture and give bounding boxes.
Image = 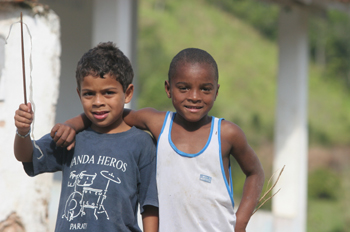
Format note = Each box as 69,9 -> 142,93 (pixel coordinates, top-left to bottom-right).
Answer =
77,74 -> 133,134
165,62 -> 219,123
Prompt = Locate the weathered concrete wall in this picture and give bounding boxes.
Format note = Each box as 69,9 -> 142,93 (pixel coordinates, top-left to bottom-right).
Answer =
0,5 -> 60,232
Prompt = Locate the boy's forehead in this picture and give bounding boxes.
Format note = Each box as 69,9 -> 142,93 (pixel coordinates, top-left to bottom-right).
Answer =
172,62 -> 217,82
79,73 -> 120,86
82,73 -> 118,81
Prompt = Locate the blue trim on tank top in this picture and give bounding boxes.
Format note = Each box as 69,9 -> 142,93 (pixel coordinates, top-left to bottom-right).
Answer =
156,111 -> 172,171
218,118 -> 235,208
168,113 -> 214,158
157,111 -> 171,149
229,161 -> 234,195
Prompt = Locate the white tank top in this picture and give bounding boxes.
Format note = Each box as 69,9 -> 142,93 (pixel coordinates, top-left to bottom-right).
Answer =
157,112 -> 236,232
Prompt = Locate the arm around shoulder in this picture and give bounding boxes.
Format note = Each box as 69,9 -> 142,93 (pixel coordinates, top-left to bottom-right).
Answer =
220,120 -> 265,231
123,108 -> 166,139
51,113 -> 91,149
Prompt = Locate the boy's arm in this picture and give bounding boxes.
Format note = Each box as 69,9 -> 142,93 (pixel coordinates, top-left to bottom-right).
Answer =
234,146 -> 264,232
51,113 -> 91,149
221,121 -> 265,232
14,103 -> 34,162
52,108 -> 165,147
138,132 -> 159,232
123,108 -> 165,139
142,205 -> 159,232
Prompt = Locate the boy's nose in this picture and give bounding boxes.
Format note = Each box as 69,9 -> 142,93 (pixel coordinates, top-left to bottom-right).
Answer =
188,89 -> 201,102
93,94 -> 105,106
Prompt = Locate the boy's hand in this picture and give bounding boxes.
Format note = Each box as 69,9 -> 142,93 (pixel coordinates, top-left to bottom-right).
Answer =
14,103 -> 33,135
51,123 -> 76,150
14,103 -> 34,162
234,222 -> 246,232
235,229 -> 246,232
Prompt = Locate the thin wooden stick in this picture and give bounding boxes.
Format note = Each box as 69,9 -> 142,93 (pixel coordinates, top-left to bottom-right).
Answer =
20,12 -> 27,105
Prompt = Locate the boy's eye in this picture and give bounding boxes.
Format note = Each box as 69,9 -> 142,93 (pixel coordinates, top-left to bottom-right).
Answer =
178,86 -> 189,91
105,91 -> 115,95
82,92 -> 93,97
201,87 -> 212,92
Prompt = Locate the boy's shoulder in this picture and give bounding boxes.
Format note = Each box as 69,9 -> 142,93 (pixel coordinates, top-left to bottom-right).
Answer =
136,107 -> 167,122
129,126 -> 156,141
73,128 -> 156,159
78,127 -> 152,139
219,119 -> 247,144
220,119 -> 243,134
130,108 -> 168,138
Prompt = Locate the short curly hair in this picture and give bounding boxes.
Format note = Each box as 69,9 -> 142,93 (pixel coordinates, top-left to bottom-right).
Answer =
76,42 -> 134,92
168,48 -> 218,82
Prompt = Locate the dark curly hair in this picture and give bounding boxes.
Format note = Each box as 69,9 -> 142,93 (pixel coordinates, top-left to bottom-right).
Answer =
168,48 -> 218,82
76,42 -> 134,92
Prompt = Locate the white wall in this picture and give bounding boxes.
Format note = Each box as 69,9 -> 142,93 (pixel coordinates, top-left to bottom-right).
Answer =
0,5 -> 60,232
40,0 -> 93,124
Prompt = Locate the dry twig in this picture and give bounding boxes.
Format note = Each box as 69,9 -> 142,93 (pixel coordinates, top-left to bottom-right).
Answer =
252,165 -> 285,215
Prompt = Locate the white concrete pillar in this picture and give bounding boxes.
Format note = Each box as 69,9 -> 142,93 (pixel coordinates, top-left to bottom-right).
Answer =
92,0 -> 138,109
272,7 -> 308,232
0,5 -> 60,232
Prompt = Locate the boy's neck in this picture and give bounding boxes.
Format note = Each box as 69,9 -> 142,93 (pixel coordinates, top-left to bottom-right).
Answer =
90,120 -> 131,134
173,113 -> 212,132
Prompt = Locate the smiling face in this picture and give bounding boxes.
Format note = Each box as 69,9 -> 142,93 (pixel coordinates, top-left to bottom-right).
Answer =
77,74 -> 133,134
165,62 -> 219,125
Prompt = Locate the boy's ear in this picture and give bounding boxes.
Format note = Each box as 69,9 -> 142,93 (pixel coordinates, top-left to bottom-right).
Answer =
215,84 -> 220,100
124,84 -> 134,103
76,88 -> 82,100
165,80 -> 171,98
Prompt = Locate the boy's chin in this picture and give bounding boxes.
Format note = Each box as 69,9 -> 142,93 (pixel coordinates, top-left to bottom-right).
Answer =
176,112 -> 209,123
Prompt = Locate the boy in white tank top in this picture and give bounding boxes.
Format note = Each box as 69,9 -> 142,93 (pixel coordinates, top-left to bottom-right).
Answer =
54,48 -> 265,232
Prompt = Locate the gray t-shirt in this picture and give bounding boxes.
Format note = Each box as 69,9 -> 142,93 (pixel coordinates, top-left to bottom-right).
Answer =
24,127 -> 158,232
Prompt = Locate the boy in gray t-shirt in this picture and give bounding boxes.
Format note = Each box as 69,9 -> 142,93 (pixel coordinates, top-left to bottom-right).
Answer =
14,42 -> 158,232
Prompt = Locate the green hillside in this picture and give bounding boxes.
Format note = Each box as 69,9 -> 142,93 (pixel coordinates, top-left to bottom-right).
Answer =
137,0 -> 350,147
137,0 -> 350,231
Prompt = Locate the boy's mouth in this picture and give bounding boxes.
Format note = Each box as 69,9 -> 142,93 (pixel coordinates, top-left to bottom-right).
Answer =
93,111 -> 109,120
185,105 -> 203,112
185,105 -> 203,109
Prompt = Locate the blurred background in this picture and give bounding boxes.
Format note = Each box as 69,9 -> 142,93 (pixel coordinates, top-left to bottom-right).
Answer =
1,0 -> 350,231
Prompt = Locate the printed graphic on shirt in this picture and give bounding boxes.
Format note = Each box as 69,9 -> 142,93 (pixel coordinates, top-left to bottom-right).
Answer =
70,154 -> 127,172
62,170 -> 121,222
199,174 -> 212,183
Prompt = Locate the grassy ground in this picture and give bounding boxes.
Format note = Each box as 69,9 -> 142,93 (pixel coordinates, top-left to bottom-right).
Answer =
308,165 -> 350,232
308,199 -> 346,232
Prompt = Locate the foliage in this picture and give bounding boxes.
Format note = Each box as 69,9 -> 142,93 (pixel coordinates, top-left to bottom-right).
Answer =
204,0 -> 279,40
308,168 -> 341,200
308,65 -> 350,145
205,0 -> 350,91
308,199 -> 347,232
309,11 -> 350,89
